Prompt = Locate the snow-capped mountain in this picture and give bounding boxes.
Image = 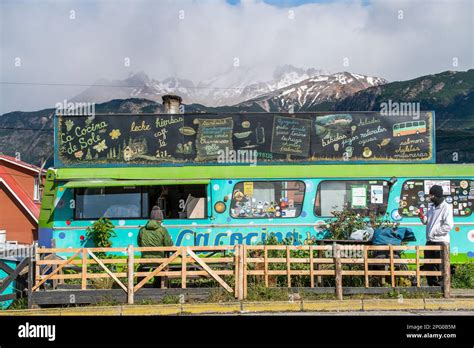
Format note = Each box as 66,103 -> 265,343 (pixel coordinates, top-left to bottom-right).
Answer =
233,72 -> 388,112
71,65 -> 329,107
72,72 -> 201,105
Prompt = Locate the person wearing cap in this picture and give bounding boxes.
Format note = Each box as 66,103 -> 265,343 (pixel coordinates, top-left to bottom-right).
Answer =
137,206 -> 173,287
417,185 -> 453,286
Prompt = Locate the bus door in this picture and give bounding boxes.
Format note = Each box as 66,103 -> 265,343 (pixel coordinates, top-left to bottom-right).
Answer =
147,181 -> 212,246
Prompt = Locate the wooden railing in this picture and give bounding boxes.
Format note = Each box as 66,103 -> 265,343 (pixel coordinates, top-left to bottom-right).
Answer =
34,246 -> 236,304
33,244 -> 450,303
242,244 -> 450,299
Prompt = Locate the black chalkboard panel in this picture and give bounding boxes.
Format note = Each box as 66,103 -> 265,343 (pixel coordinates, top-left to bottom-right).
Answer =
271,116 -> 312,157
310,112 -> 434,162
195,117 -> 234,160
57,114 -> 186,164
55,111 -> 434,167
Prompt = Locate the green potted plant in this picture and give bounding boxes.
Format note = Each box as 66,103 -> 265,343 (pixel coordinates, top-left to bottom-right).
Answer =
325,206 -> 367,240
86,218 -> 116,258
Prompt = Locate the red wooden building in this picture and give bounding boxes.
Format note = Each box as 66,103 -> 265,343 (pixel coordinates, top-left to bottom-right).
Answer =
0,155 -> 45,244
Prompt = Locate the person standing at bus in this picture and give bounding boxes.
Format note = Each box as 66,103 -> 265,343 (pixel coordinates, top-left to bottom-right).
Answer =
417,185 -> 453,286
137,207 -> 173,287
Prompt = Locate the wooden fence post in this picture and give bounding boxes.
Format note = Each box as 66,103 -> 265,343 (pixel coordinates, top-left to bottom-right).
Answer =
51,239 -> 58,289
442,244 -> 450,298
181,247 -> 187,289
234,245 -> 240,299
286,245 -> 291,288
334,244 -> 343,300
81,248 -> 87,290
27,257 -> 33,309
127,245 -> 134,305
243,244 -> 247,299
238,245 -> 245,300
236,244 -> 245,301
364,246 -> 369,288
309,246 -> 314,288
389,245 -> 395,287
264,246 -> 268,288
35,247 -> 40,291
416,246 -> 420,288
317,248 -> 323,287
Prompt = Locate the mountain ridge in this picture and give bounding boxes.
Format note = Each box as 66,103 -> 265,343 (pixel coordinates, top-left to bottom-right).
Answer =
1,69 -> 472,165
72,65 -> 331,107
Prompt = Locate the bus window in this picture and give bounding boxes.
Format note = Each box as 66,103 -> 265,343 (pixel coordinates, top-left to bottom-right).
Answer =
230,181 -> 305,218
147,185 -> 207,219
75,187 -> 144,219
399,179 -> 473,217
75,184 -> 208,220
314,180 -> 389,217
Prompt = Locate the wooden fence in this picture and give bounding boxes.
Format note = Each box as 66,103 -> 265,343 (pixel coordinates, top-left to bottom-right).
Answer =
32,244 -> 450,304
242,244 -> 450,300
34,246 -> 236,304
0,257 -> 34,308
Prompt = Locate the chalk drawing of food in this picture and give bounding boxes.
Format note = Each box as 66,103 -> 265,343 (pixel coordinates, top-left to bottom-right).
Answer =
377,138 -> 391,149
234,131 -> 252,139
362,147 -> 373,158
179,127 -> 196,136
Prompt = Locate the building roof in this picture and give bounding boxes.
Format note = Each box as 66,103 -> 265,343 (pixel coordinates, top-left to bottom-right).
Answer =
0,156 -> 42,222
0,155 -> 46,175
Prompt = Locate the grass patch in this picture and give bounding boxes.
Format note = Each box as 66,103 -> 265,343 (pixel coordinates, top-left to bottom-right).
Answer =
161,295 -> 181,304
137,299 -> 160,305
299,291 -> 336,301
95,296 -> 121,306
246,284 -> 289,301
8,298 -> 28,310
206,288 -> 236,303
452,263 -> 474,289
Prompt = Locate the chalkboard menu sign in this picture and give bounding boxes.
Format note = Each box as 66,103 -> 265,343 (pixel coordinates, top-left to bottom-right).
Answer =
55,111 -> 435,167
271,116 -> 311,157
311,112 -> 434,162
195,117 -> 233,160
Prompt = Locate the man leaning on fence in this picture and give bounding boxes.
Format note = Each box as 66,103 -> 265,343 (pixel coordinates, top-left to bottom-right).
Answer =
417,185 -> 453,286
137,207 -> 173,288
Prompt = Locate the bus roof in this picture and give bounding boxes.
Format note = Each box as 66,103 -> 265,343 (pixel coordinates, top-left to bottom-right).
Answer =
48,164 -> 474,181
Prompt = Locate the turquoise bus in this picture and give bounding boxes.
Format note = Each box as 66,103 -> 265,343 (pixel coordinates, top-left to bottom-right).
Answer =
393,120 -> 427,137
38,163 -> 474,263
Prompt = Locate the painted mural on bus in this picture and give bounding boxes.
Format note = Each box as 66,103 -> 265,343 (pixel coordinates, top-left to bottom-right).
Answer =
38,164 -> 474,263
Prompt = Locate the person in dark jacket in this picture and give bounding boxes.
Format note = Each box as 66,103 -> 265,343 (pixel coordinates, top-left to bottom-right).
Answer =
137,207 -> 173,287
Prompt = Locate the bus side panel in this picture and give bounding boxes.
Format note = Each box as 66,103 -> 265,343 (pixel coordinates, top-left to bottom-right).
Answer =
391,177 -> 474,264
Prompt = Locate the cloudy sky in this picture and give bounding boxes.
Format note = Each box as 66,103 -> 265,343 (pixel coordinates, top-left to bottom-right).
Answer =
0,0 -> 473,113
